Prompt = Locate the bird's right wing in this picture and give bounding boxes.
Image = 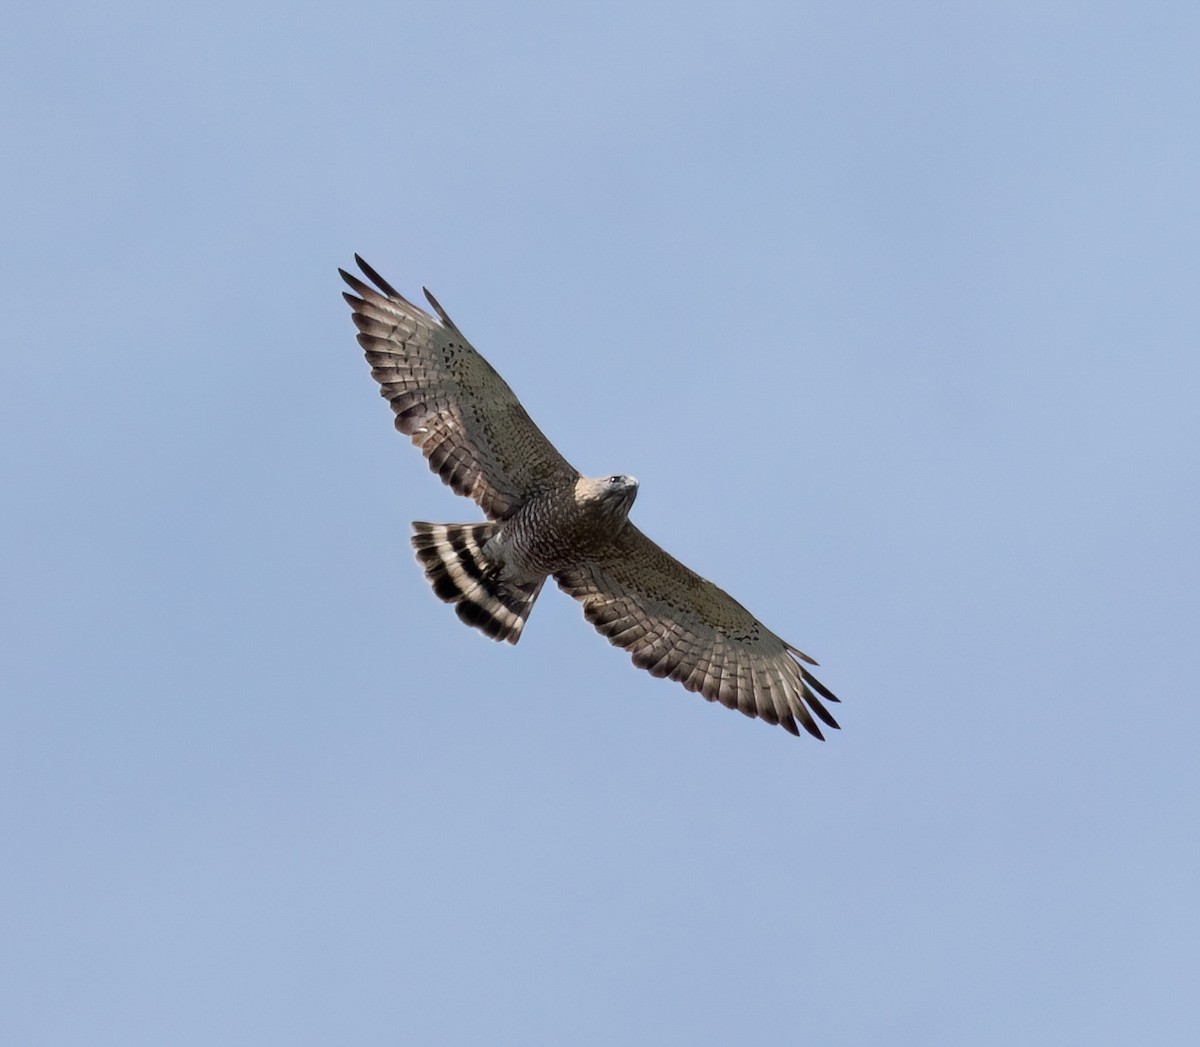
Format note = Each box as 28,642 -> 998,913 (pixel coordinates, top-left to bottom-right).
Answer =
341,257 -> 578,520
554,525 -> 840,738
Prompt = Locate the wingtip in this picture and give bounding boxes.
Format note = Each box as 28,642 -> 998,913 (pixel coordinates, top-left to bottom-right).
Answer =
798,716 -> 826,741
352,255 -> 404,300
351,253 -> 375,279
801,666 -> 841,704
786,643 -> 819,666
422,286 -> 459,331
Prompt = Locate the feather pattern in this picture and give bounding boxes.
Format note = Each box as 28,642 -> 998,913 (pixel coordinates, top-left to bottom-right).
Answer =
554,525 -> 839,738
340,257 -> 578,521
411,522 -> 544,644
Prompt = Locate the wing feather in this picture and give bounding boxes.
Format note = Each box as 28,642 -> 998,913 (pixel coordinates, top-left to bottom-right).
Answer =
555,525 -> 839,738
340,258 -> 578,520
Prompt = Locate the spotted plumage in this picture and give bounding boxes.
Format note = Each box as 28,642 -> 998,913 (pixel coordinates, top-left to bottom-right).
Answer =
340,256 -> 841,738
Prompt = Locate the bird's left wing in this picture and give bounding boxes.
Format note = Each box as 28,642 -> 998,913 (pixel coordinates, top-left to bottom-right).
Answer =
554,526 -> 840,738
340,257 -> 579,520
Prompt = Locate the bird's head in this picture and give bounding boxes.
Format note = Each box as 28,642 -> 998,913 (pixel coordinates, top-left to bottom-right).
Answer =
576,474 -> 639,524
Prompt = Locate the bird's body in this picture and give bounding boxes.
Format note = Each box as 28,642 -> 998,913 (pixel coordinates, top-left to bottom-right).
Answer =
340,256 -> 841,738
507,474 -> 641,572
410,475 -> 637,643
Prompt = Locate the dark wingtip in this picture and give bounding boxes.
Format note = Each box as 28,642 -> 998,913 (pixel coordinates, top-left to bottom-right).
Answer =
801,666 -> 841,704
779,715 -> 803,737
339,269 -> 370,298
786,643 -> 819,666
809,695 -> 841,732
798,715 -> 825,741
353,255 -> 404,300
422,286 -> 459,331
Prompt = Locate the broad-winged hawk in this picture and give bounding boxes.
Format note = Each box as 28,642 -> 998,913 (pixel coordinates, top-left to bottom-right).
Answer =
340,257 -> 841,738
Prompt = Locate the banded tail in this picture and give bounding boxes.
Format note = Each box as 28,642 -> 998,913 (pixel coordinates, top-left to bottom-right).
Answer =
411,522 -> 544,644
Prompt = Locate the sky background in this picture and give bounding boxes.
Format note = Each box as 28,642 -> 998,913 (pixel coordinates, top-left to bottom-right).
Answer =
3,2 -> 1199,1044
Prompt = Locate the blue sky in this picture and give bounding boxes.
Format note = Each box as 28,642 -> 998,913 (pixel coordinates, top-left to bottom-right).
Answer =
3,2 -> 1199,1044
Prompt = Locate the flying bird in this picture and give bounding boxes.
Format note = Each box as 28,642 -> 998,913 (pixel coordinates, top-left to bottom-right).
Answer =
339,257 -> 840,738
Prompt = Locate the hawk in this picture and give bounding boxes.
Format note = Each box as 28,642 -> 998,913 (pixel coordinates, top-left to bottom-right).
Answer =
340,256 -> 841,738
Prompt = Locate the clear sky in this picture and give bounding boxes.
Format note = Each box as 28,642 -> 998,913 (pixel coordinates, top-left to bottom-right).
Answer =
3,2 -> 1199,1044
